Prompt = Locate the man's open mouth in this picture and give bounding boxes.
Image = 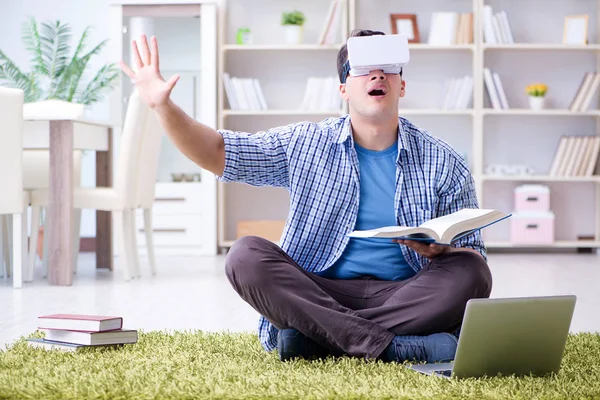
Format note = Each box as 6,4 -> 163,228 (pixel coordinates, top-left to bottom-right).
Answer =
368,88 -> 387,97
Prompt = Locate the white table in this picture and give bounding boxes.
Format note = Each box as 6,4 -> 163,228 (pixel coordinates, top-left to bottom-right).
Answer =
23,117 -> 114,286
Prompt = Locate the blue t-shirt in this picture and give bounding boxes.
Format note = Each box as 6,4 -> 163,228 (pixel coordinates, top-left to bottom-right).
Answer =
317,140 -> 415,281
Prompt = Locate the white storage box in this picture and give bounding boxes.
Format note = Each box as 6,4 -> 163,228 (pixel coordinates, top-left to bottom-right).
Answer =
510,211 -> 555,245
514,184 -> 550,212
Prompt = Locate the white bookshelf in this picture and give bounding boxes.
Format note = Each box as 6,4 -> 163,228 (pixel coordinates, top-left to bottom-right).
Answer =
217,0 -> 600,251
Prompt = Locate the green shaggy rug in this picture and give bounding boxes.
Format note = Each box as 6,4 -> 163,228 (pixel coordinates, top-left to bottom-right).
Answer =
1,331 -> 600,399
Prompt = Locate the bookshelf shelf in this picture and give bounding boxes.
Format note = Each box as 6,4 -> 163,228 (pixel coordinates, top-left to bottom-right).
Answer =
400,109 -> 474,116
483,44 -> 600,51
486,241 -> 600,248
223,44 -> 344,51
223,109 -> 345,116
223,44 -> 473,53
482,109 -> 600,117
408,44 -> 475,51
482,175 -> 600,183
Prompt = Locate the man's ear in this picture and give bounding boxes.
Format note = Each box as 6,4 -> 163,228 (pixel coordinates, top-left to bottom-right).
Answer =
339,83 -> 350,101
399,79 -> 406,98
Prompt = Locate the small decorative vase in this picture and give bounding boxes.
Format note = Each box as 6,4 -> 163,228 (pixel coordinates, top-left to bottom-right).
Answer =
528,95 -> 545,110
283,25 -> 303,45
236,27 -> 252,45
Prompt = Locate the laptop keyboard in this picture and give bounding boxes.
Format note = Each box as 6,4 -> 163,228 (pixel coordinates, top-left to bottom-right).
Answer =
433,369 -> 453,377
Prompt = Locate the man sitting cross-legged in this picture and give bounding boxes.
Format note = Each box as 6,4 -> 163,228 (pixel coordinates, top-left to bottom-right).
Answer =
120,29 -> 492,364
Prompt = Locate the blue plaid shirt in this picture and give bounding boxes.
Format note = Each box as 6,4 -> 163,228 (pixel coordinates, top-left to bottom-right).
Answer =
217,115 -> 486,352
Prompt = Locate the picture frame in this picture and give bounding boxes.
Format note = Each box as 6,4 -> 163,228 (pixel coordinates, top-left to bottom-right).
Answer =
390,14 -> 419,43
563,15 -> 589,45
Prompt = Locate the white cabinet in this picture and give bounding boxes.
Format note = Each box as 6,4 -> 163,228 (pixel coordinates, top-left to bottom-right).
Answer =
109,1 -> 219,256
136,182 -> 217,256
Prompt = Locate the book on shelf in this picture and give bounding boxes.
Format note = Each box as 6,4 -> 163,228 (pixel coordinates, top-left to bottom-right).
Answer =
483,68 -> 509,109
300,76 -> 342,111
428,12 -> 473,45
441,75 -> 473,109
30,313 -> 138,352
569,72 -> 600,112
347,208 -> 511,245
318,0 -> 342,45
548,135 -> 600,177
38,314 -> 123,332
483,6 -> 514,44
222,73 -> 268,111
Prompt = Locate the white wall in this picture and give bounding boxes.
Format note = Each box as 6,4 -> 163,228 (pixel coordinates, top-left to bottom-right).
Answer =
0,0 -> 113,237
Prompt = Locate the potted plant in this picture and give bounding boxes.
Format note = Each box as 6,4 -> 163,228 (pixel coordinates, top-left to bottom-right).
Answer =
281,10 -> 305,45
525,83 -> 548,110
1,18 -> 119,258
0,17 -> 119,109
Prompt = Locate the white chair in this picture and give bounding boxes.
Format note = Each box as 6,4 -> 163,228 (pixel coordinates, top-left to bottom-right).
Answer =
0,87 -> 30,288
30,90 -> 163,281
23,150 -> 83,281
127,100 -> 163,279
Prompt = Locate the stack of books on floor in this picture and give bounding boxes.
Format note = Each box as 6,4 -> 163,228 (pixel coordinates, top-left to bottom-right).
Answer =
27,314 -> 138,352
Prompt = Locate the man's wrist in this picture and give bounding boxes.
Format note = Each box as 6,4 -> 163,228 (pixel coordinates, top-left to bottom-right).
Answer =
153,98 -> 174,115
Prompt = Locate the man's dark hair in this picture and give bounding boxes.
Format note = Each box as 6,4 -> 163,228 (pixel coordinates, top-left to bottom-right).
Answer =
337,29 -> 402,83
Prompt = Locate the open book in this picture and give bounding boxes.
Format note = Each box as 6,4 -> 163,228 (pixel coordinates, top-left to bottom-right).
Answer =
347,208 -> 511,245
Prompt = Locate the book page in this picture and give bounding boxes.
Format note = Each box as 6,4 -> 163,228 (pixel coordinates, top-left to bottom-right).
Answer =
419,208 -> 508,244
347,225 -> 439,240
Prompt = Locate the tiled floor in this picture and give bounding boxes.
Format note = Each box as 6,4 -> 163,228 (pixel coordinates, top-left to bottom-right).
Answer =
1,252 -> 599,349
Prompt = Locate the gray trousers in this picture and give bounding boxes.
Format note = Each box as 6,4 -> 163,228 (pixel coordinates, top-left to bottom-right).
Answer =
225,236 -> 492,359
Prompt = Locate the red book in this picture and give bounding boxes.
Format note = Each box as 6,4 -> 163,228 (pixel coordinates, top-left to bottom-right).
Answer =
38,314 -> 123,332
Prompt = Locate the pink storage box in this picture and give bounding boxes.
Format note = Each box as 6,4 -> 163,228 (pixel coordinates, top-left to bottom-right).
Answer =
514,184 -> 550,212
510,211 -> 555,245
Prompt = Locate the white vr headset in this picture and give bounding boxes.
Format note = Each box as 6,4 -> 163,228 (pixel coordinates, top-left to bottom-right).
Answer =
341,34 -> 410,83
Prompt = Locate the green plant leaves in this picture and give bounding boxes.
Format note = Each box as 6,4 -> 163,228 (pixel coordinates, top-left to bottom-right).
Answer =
0,18 -> 118,105
281,10 -> 305,26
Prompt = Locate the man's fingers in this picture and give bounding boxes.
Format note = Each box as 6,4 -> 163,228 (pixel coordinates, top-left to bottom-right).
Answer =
404,240 -> 428,250
151,36 -> 160,71
140,34 -> 151,65
399,240 -> 435,257
430,244 -> 444,252
166,74 -> 180,91
131,39 -> 144,69
119,61 -> 136,79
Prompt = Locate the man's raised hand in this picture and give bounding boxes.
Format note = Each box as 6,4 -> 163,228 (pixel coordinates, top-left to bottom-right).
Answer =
119,35 -> 180,110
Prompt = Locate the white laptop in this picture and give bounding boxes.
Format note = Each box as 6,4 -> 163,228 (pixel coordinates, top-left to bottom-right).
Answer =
407,295 -> 577,379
